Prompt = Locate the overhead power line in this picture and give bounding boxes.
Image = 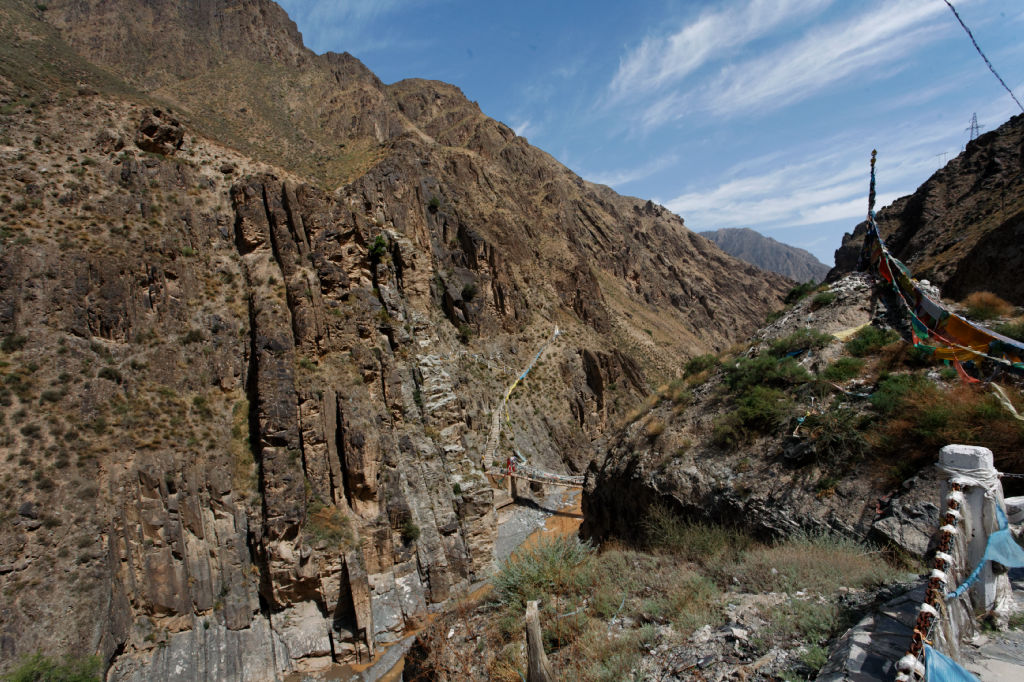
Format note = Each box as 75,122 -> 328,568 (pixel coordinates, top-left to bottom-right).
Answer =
941,0 -> 1024,114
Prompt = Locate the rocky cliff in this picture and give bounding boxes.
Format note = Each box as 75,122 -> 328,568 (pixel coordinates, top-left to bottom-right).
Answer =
0,0 -> 790,678
829,113 -> 1024,304
579,272 -> 995,563
700,227 -> 829,283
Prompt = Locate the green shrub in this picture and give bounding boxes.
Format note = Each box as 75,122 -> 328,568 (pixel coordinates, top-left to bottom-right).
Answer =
995,319 -> 1024,343
803,644 -> 829,669
40,389 -> 64,403
768,329 -> 833,358
401,519 -> 421,543
845,326 -> 899,357
684,354 -> 719,376
784,282 -> 817,304
711,414 -> 742,449
493,536 -> 595,610
1,335 -> 27,352
821,357 -> 865,382
762,599 -> 841,645
799,408 -> 870,466
180,329 -> 204,344
810,291 -> 836,310
642,504 -> 752,568
724,356 -> 810,391
735,386 -> 793,432
461,283 -> 477,301
3,652 -> 101,681
869,373 -> 929,415
96,367 -> 122,384
368,235 -> 388,263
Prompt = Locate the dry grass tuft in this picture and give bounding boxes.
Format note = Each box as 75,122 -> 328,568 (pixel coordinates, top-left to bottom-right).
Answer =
643,417 -> 666,440
962,291 -> 1014,320
734,533 -> 899,594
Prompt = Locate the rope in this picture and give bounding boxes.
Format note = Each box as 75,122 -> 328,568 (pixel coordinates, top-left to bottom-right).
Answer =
895,481 -> 966,677
941,0 -> 1024,114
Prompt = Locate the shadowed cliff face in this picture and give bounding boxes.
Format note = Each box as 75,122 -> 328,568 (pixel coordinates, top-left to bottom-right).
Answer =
0,0 -> 790,678
829,113 -> 1024,305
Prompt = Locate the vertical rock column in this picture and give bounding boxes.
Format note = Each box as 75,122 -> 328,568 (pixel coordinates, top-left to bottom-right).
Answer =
232,179 -> 308,604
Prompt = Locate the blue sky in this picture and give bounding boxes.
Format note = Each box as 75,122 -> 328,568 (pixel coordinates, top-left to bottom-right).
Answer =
276,0 -> 1024,266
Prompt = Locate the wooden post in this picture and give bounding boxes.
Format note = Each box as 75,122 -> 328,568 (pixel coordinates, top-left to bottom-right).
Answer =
525,600 -> 554,682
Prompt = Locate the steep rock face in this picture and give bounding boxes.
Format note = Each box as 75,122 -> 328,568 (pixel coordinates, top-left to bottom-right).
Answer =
701,227 -> 829,283
0,1 -> 792,678
829,113 -> 1024,304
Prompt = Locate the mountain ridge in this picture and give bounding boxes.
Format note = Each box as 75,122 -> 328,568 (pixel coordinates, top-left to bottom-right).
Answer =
700,227 -> 830,283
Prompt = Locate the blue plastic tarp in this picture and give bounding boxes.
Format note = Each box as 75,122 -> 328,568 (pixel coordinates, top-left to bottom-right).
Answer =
925,645 -> 979,682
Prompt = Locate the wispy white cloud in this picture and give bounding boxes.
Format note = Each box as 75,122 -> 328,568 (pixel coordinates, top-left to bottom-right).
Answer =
608,0 -> 831,102
663,106 -> 985,232
617,0 -> 966,130
277,0 -> 437,55
511,119 -> 537,139
701,0 -> 952,117
586,153 -> 679,188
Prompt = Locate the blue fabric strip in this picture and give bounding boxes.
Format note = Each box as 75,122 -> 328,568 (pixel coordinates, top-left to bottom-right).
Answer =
947,503 -> 1024,599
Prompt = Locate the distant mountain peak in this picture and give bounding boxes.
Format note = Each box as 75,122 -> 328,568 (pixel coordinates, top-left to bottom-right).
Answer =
699,227 -> 830,283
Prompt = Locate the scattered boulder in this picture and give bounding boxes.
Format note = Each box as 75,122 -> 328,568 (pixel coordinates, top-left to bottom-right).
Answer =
95,128 -> 125,154
17,501 -> 37,519
134,108 -> 184,155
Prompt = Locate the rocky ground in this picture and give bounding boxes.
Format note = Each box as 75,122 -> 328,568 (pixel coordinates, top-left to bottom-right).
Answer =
962,568 -> 1024,679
